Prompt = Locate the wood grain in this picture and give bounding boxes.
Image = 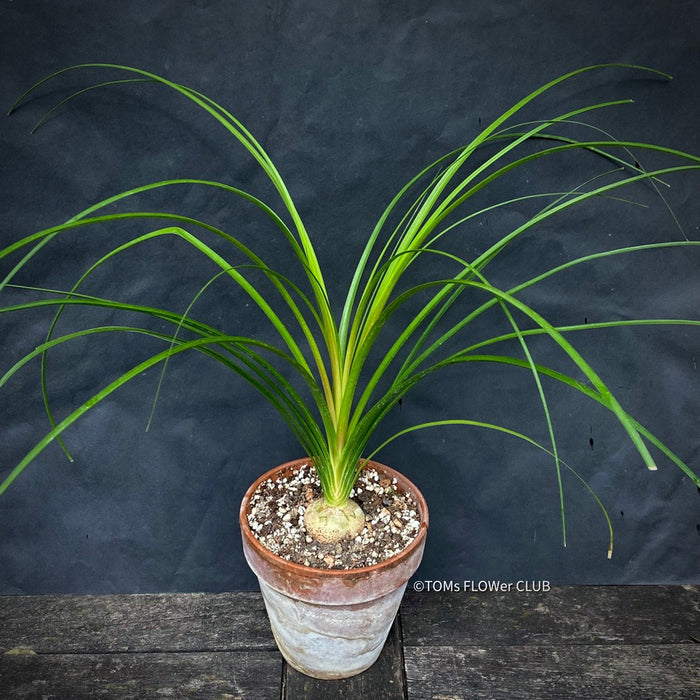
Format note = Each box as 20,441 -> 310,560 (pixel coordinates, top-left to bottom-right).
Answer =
404,645 -> 699,700
1,587 -> 698,698
401,585 -> 700,700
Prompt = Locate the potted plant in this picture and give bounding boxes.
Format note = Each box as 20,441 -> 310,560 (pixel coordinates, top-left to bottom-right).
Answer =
1,62 -> 698,678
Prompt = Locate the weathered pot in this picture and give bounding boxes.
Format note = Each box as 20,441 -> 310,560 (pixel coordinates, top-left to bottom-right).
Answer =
239,457 -> 429,680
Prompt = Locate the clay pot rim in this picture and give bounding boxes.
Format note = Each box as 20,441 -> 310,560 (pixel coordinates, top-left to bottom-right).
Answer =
239,457 -> 429,579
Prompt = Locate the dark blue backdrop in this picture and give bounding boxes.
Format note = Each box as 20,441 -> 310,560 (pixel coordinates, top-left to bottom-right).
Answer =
1,0 -> 699,593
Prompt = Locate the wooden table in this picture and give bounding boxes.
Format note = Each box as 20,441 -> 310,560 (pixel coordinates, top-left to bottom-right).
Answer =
1,586 -> 698,698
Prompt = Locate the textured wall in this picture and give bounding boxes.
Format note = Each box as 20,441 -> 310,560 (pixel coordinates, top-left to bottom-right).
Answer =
1,0 -> 698,593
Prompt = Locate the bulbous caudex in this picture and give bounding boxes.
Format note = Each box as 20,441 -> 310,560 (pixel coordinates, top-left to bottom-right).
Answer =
303,497 -> 365,543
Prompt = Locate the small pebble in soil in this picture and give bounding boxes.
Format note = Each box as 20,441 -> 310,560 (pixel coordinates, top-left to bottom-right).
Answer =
247,462 -> 421,569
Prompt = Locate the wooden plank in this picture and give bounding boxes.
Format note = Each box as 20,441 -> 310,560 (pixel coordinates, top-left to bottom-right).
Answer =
0,650 -> 281,700
2,587 -> 698,699
0,592 -> 275,653
402,586 -> 700,699
401,585 -> 700,645
282,615 -> 406,699
404,644 -> 700,700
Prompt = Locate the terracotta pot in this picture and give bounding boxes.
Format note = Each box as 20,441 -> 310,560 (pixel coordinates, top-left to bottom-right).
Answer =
239,457 -> 429,679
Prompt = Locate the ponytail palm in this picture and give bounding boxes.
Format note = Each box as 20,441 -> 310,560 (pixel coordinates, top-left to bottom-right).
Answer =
1,63 -> 698,550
